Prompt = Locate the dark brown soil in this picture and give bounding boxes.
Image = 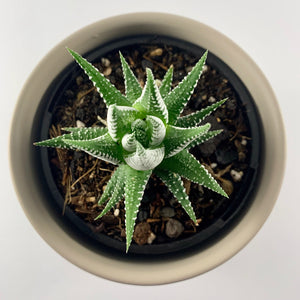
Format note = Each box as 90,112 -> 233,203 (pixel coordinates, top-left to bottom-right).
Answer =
48,43 -> 251,246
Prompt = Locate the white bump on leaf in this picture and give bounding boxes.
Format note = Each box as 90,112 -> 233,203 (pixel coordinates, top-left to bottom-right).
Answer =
124,143 -> 165,171
146,115 -> 166,147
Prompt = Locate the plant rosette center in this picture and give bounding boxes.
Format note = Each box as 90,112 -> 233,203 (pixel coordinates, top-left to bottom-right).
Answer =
35,48 -> 229,252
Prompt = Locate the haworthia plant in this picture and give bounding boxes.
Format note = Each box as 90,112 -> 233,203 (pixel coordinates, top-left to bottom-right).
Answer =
35,48 -> 228,252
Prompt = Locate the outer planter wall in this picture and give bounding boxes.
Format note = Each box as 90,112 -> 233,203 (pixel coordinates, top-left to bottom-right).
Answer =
10,13 -> 285,285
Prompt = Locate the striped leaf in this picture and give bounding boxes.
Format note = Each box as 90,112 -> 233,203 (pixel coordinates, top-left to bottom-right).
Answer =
159,66 -> 173,98
67,48 -> 131,107
155,169 -> 197,223
119,52 -> 142,103
158,149 -> 228,197
124,166 -> 152,252
175,98 -> 227,127
164,51 -> 208,124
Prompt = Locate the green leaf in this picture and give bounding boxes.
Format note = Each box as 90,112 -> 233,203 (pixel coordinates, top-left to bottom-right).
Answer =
124,141 -> 165,171
159,66 -> 173,98
187,129 -> 223,150
133,68 -> 168,123
164,51 -> 208,124
164,123 -> 211,158
175,98 -> 227,128
155,169 -> 197,223
158,150 -> 228,197
95,165 -> 126,219
34,127 -> 108,149
146,115 -> 166,147
67,48 -> 130,107
124,166 -> 152,252
119,52 -> 142,103
63,132 -> 123,165
107,104 -> 142,141
97,166 -> 121,205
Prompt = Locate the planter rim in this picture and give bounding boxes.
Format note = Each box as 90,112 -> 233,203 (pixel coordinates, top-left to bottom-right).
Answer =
10,12 -> 286,285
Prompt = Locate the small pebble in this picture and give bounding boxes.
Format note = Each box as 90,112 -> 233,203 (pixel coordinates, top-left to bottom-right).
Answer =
147,232 -> 156,244
208,96 -> 216,103
76,120 -> 85,128
137,210 -> 148,222
165,219 -> 184,239
210,162 -> 218,169
149,48 -> 163,57
230,169 -> 244,182
114,208 -> 120,217
133,222 -> 152,245
101,57 -> 110,67
202,65 -> 208,73
241,139 -> 247,146
103,67 -> 112,76
160,207 -> 176,218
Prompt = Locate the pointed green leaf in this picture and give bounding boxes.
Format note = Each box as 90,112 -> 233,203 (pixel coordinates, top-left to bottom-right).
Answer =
107,104 -> 142,141
155,169 -> 197,223
133,68 -> 168,123
159,66 -> 173,98
97,166 -> 122,205
164,123 -> 211,158
34,127 -> 108,149
95,165 -> 126,219
187,129 -> 223,150
67,48 -> 131,107
158,150 -> 228,197
124,166 -> 152,252
63,132 -> 123,165
146,115 -> 166,147
175,98 -> 227,128
164,51 -> 208,124
119,52 -> 142,103
124,141 -> 165,171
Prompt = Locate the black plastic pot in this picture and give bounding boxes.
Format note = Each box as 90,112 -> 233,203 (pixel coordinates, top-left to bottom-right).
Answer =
32,34 -> 263,259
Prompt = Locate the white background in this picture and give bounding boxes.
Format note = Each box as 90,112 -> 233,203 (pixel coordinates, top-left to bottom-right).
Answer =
1,0 -> 299,299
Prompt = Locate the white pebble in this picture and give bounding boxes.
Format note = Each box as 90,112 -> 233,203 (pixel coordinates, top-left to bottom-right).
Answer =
147,232 -> 156,244
101,57 -> 110,67
114,208 -> 120,217
241,139 -> 247,146
230,169 -> 244,182
203,65 -> 208,73
210,162 -> 218,169
76,120 -> 85,128
208,96 -> 216,103
155,79 -> 162,88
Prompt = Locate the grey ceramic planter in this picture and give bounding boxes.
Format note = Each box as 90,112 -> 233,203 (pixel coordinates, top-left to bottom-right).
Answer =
10,13 -> 285,285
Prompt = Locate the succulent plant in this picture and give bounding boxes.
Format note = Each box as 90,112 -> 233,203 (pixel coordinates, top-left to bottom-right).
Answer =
35,48 -> 228,252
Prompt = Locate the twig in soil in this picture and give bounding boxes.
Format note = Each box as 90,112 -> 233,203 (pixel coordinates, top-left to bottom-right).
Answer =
63,168 -> 72,215
76,86 -> 96,101
71,160 -> 98,188
142,54 -> 169,71
97,115 -> 107,126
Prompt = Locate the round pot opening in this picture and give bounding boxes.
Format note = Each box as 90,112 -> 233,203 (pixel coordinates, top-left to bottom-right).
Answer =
31,34 -> 263,260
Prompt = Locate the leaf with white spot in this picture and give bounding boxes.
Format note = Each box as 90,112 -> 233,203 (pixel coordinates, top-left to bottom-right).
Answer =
119,52 -> 142,103
107,105 -> 143,141
164,51 -> 208,124
63,132 -> 123,165
175,98 -> 227,127
155,169 -> 197,223
157,149 -> 228,197
124,141 -> 165,171
124,166 -> 152,252
163,123 -> 211,158
67,48 -> 131,107
133,68 -> 168,123
159,66 -> 173,98
34,127 -> 108,149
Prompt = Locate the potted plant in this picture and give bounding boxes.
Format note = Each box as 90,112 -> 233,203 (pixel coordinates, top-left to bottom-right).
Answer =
10,13 -> 285,285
